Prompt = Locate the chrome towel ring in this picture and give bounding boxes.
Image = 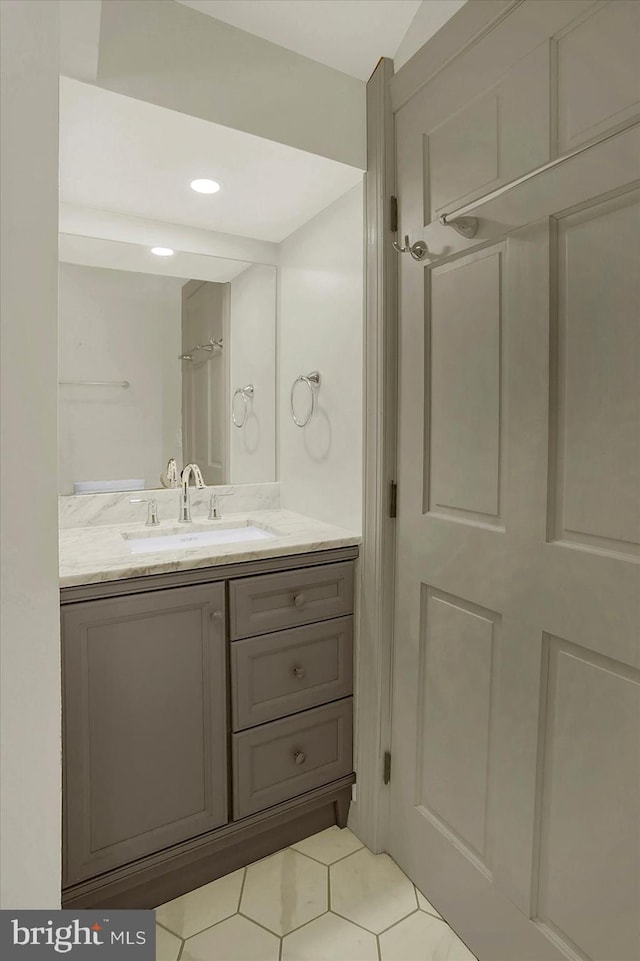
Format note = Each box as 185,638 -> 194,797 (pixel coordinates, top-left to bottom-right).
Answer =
232,384 -> 254,428
291,371 -> 321,428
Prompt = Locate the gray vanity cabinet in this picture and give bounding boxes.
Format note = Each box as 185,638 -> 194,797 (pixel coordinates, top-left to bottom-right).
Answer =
62,582 -> 228,886
61,548 -> 358,910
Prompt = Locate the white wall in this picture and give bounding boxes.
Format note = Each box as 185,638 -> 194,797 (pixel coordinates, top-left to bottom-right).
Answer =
0,0 -> 61,908
97,0 -> 366,170
229,265 -> 277,484
394,0 -> 467,70
278,184 -> 364,533
59,0 -> 101,82
58,265 -> 183,494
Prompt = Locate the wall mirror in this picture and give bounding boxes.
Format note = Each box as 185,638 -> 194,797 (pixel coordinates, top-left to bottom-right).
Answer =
58,241 -> 276,495
57,70 -> 361,496
56,75 -> 289,496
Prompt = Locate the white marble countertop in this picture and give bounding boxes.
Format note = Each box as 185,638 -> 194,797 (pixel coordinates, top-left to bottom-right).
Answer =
59,509 -> 360,588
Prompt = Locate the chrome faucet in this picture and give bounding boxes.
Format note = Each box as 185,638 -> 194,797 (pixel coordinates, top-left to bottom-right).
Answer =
161,457 -> 179,488
178,463 -> 205,523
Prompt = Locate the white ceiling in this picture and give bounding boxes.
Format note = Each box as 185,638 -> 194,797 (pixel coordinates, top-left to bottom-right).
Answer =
59,77 -> 363,245
177,0 -> 424,80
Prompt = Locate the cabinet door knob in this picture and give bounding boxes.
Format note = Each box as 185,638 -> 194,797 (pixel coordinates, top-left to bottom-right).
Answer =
293,750 -> 306,765
210,610 -> 223,623
292,665 -> 306,679
293,592 -> 305,607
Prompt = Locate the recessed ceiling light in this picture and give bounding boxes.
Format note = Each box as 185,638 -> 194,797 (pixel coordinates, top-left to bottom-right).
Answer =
150,247 -> 174,257
190,178 -> 221,194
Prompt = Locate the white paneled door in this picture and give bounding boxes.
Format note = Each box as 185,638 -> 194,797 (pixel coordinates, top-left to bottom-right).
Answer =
389,3 -> 640,960
182,280 -> 229,485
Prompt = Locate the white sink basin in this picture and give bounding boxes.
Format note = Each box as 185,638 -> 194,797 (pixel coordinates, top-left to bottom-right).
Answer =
122,522 -> 277,555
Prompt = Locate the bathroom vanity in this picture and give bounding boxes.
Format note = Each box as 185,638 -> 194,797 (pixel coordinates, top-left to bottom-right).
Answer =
59,502 -> 359,910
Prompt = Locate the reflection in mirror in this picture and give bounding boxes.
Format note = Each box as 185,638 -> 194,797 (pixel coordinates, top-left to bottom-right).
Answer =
57,75 -> 361,501
57,244 -> 276,494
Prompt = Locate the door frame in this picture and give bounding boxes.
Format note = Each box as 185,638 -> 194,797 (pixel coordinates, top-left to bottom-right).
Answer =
350,55 -> 397,853
355,0 -> 524,851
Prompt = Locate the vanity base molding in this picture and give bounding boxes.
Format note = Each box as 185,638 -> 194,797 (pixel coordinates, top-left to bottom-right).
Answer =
62,775 -> 354,910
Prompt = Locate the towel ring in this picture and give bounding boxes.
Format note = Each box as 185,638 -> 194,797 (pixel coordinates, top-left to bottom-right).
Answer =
232,385 -> 254,428
291,371 -> 321,428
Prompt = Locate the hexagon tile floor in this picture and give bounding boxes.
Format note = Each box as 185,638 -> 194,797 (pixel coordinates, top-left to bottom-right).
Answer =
155,826 -> 478,961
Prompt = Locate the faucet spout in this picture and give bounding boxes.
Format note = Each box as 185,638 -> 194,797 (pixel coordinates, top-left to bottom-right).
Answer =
178,488 -> 191,524
178,463 -> 205,523
161,457 -> 179,488
190,463 -> 205,488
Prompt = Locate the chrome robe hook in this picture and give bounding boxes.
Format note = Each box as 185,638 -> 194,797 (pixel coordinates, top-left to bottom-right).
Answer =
392,234 -> 429,261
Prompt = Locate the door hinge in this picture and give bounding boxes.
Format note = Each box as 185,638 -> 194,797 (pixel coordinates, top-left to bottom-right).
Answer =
383,751 -> 392,785
390,195 -> 398,233
389,481 -> 397,519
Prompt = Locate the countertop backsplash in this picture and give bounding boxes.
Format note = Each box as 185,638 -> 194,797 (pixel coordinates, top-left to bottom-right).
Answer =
58,482 -> 281,530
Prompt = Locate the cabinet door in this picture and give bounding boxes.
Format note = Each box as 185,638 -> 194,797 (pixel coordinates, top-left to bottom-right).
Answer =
62,582 -> 227,885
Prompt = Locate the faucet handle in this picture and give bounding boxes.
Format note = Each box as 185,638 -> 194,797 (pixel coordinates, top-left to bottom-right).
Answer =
208,490 -> 233,520
130,497 -> 160,526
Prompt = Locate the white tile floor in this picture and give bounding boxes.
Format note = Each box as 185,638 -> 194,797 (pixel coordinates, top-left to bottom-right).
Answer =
155,827 -> 477,961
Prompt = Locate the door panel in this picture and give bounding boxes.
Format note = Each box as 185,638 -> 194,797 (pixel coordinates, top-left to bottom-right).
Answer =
428,92 -> 498,220
390,3 -> 640,959
555,0 -> 640,152
536,637 -> 640,961
427,42 -> 550,223
429,246 -> 505,524
551,193 -> 640,553
418,588 -> 500,867
182,280 -> 229,484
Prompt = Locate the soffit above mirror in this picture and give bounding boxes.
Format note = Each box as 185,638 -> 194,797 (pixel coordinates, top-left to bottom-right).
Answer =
59,77 -> 363,246
58,235 -> 251,284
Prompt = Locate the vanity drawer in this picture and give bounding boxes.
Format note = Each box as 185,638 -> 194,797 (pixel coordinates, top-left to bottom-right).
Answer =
231,616 -> 353,731
232,699 -> 353,819
229,561 -> 354,639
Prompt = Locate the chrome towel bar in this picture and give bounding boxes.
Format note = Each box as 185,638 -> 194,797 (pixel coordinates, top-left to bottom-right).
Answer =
59,380 -> 130,389
439,121 -> 639,230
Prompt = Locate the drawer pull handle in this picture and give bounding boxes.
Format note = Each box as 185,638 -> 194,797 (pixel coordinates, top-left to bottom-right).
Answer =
293,592 -> 305,607
292,665 -> 306,680
293,750 -> 306,765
